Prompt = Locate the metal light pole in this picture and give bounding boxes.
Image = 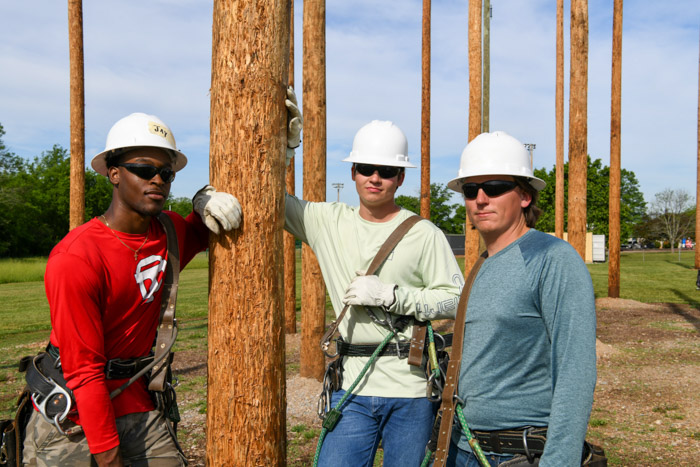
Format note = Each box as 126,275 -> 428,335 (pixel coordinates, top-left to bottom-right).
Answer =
524,143 -> 536,169
332,182 -> 344,202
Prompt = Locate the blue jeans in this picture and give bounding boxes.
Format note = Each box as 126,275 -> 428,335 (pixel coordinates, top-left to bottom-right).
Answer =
445,440 -> 515,467
317,390 -> 437,467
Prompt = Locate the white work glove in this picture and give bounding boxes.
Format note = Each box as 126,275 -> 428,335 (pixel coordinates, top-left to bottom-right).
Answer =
342,272 -> 397,309
285,86 -> 303,167
192,185 -> 242,234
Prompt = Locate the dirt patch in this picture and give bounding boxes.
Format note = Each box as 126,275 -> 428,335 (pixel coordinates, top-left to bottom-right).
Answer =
591,298 -> 700,465
172,298 -> 700,465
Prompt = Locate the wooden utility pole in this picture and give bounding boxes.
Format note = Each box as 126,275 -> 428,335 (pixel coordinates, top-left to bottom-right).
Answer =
555,0 -> 565,239
464,0 -> 482,273
608,0 -> 623,297
301,0 -> 326,381
695,30 -> 700,270
482,0 -> 490,133
207,1 -> 289,464
567,0 -> 589,259
420,0 -> 431,219
68,0 -> 85,230
284,1 -> 297,335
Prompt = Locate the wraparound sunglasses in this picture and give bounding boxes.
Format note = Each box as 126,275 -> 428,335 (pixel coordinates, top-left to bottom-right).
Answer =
462,180 -> 517,199
118,164 -> 176,183
354,163 -> 402,179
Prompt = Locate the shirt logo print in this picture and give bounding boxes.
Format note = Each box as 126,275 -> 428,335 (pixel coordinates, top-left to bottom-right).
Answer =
134,255 -> 167,303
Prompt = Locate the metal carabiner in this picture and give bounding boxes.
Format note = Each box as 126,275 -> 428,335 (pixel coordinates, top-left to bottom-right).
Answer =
523,426 -> 536,463
31,381 -> 72,433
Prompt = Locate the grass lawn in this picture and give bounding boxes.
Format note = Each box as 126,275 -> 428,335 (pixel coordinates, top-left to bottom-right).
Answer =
1,248 -> 698,464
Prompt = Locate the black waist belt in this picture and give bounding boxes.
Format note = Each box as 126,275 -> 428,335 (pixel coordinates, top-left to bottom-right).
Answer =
336,333 -> 453,358
46,343 -> 154,380
472,427 -> 548,456
336,339 -> 412,358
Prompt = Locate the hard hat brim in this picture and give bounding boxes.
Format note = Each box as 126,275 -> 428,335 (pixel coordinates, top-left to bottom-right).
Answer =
342,154 -> 417,168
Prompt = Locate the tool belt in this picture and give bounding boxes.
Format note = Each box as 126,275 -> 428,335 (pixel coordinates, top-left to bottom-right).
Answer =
336,333 -> 452,359
471,427 -> 548,458
469,427 -> 607,467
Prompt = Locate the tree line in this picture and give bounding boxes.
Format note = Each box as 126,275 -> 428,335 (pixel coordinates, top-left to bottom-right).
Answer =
1,122 -> 693,257
0,124 -> 192,257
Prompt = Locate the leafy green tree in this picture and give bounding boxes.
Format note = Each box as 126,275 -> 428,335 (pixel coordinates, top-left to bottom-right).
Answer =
166,196 -> 194,218
534,157 -> 646,242
396,183 -> 465,233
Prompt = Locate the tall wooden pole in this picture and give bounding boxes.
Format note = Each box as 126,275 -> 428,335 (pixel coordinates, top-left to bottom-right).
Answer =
608,0 -> 623,297
567,0 -> 589,259
207,1 -> 289,464
482,0 -> 490,134
695,30 -> 700,270
555,0 -> 565,239
420,0 -> 431,219
301,0 -> 326,381
464,0 -> 482,273
68,0 -> 85,230
284,1 -> 297,335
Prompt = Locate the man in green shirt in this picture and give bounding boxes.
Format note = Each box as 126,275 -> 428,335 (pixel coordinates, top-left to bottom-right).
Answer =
285,120 -> 463,466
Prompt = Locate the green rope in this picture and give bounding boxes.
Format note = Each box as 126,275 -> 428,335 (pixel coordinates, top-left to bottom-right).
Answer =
312,331 -> 396,467
455,403 -> 491,467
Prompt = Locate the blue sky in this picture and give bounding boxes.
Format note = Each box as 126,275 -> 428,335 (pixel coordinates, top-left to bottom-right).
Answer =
1,1 -> 699,208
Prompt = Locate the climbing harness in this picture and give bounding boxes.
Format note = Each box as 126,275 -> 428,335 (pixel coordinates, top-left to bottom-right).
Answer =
314,216 -> 424,465
424,253 -> 490,467
21,213 -> 182,440
313,331 -> 397,467
319,216 -> 423,358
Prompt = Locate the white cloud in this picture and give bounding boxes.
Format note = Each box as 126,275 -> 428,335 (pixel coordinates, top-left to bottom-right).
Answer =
1,0 -> 698,208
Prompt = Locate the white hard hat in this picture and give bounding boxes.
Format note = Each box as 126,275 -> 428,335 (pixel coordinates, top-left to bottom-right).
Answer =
342,120 -> 416,168
447,131 -> 546,193
91,112 -> 187,176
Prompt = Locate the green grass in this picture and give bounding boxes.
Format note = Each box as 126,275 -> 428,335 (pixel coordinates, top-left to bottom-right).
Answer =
0,257 -> 48,284
1,247 -> 699,463
586,250 -> 699,305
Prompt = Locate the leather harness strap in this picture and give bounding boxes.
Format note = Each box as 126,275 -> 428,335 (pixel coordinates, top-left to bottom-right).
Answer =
433,253 -> 486,466
320,215 -> 424,355
148,213 -> 180,392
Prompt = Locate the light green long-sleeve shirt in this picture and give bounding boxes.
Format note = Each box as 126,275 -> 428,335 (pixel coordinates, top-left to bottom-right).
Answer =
285,193 -> 463,397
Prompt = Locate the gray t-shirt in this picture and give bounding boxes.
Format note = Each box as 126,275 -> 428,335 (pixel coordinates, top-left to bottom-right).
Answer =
454,229 -> 597,466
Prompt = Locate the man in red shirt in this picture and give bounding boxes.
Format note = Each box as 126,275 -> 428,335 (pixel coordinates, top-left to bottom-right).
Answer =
22,112 -> 244,466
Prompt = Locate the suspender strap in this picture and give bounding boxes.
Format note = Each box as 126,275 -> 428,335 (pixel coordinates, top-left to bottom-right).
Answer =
433,253 -> 486,466
320,215 -> 424,356
148,213 -> 180,392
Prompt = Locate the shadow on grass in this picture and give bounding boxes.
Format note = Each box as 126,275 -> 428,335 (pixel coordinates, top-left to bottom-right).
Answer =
665,260 -> 696,270
668,289 -> 700,333
176,362 -> 207,375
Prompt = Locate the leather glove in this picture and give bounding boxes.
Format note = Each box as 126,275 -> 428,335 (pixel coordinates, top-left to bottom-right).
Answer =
192,185 -> 242,234
342,272 -> 397,308
285,86 -> 303,167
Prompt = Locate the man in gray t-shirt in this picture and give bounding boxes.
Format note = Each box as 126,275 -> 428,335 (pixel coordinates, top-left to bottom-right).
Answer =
444,131 -> 597,466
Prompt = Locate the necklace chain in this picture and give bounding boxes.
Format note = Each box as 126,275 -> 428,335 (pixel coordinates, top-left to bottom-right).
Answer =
100,215 -> 149,261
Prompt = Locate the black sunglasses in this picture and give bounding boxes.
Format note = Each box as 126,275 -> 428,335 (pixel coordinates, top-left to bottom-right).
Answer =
354,163 -> 402,179
118,163 -> 176,183
462,180 -> 518,200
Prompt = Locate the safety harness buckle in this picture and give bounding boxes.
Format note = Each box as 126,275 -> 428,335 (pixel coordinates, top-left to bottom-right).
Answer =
31,382 -> 72,436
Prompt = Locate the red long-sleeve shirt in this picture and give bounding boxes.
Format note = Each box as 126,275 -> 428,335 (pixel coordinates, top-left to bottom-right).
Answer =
44,212 -> 208,453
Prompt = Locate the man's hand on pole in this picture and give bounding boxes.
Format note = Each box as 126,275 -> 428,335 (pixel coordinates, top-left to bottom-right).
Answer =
342,271 -> 397,309
192,185 -> 242,234
286,86 -> 303,167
